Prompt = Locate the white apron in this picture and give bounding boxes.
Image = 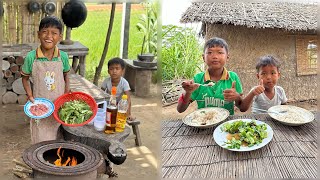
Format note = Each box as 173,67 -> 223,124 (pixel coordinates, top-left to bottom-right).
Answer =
30,56 -> 65,144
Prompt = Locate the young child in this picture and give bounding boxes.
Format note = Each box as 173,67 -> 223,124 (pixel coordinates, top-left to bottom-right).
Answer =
101,57 -> 133,120
241,55 -> 287,113
21,16 -> 70,144
177,37 -> 248,115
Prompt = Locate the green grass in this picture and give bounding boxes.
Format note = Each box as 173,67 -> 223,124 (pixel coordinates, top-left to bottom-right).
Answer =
71,9 -> 144,81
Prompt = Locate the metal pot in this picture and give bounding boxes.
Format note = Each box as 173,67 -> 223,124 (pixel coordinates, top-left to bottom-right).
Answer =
27,1 -> 41,13
42,1 -> 56,15
61,0 -> 87,28
107,144 -> 127,165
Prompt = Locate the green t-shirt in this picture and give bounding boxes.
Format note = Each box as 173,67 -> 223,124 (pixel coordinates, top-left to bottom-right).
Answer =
21,48 -> 70,75
190,71 -> 243,115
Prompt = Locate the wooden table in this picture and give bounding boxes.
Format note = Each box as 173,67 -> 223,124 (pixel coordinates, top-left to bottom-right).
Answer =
162,113 -> 317,179
69,74 -> 108,103
2,42 -> 89,77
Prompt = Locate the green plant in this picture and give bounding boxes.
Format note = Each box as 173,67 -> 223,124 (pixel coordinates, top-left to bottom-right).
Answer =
136,2 -> 158,56
162,25 -> 203,81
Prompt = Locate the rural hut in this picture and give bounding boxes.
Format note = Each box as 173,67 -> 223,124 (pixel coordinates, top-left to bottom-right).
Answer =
180,2 -> 317,101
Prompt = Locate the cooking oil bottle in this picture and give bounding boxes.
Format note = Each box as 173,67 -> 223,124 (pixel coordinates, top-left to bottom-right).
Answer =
115,94 -> 128,132
105,86 -> 117,134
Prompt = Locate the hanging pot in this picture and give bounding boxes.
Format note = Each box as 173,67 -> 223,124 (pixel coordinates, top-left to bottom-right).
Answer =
27,1 -> 41,13
42,1 -> 56,15
61,0 -> 87,28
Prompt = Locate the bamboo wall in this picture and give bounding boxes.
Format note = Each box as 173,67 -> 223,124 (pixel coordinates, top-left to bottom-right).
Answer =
2,0 -> 66,44
205,24 -> 317,101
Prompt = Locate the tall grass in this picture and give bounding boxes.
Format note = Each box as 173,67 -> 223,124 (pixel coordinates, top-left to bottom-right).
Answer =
162,25 -> 203,81
71,9 -> 144,81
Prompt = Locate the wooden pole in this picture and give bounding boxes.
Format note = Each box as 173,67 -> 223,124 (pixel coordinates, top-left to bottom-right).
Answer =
120,2 -> 131,59
93,3 -> 116,85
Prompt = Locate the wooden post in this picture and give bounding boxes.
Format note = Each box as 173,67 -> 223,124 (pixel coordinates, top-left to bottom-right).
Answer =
120,2 -> 131,59
79,56 -> 86,77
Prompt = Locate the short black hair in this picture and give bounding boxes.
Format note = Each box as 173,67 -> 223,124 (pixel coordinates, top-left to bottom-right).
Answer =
204,37 -> 229,53
108,57 -> 125,69
256,55 -> 281,72
39,16 -> 63,33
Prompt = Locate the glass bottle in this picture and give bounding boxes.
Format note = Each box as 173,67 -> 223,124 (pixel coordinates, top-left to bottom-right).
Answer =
105,86 -> 117,134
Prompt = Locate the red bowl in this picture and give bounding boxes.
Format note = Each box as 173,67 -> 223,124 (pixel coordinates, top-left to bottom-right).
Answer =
53,92 -> 98,127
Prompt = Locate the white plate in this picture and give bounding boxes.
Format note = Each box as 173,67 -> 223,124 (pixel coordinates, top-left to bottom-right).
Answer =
213,119 -> 273,152
24,98 -> 54,119
268,105 -> 314,126
182,107 -> 229,128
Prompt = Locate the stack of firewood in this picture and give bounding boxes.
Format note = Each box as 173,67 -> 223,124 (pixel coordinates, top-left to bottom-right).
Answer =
12,159 -> 33,179
1,56 -> 29,104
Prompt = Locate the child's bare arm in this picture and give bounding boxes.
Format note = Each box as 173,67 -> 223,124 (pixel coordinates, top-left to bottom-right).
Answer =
177,80 -> 198,113
63,72 -> 70,93
22,75 -> 34,103
238,79 -> 265,111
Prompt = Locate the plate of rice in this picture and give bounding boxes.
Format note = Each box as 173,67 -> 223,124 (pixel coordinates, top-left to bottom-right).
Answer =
268,105 -> 314,126
182,107 -> 229,128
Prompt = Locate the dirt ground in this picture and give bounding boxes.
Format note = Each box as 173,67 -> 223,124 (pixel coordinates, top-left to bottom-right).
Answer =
0,84 -> 161,180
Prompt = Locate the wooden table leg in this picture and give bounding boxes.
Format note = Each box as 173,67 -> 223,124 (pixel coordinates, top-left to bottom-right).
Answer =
79,56 -> 86,77
72,56 -> 79,71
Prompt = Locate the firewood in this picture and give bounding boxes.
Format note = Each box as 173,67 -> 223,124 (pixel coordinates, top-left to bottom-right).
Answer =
15,56 -> 24,65
0,86 -> 6,96
6,81 -> 13,90
13,171 -> 29,179
12,78 -> 27,95
15,71 -> 22,79
12,159 -> 32,170
4,69 -> 13,78
13,166 -> 33,174
1,78 -> 8,87
2,91 -> 18,104
7,76 -> 15,84
10,63 -> 19,73
7,56 -> 15,64
18,94 -> 28,105
2,60 -> 10,70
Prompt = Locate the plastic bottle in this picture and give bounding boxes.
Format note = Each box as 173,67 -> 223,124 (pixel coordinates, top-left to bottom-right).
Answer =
115,94 -> 128,132
105,86 -> 118,134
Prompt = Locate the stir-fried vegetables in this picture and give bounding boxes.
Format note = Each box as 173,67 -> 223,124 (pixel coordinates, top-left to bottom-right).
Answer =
221,120 -> 268,149
58,100 -> 93,124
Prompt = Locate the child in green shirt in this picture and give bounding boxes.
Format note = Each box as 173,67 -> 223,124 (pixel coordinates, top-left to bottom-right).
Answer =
177,37 -> 247,115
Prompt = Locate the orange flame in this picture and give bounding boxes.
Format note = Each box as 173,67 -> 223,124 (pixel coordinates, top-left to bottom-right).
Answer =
54,146 -> 77,166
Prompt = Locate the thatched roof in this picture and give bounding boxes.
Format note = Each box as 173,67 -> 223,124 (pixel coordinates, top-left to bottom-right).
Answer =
180,2 -> 317,31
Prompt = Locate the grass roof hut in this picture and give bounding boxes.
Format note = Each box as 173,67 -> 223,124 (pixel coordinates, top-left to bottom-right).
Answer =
181,2 -> 317,101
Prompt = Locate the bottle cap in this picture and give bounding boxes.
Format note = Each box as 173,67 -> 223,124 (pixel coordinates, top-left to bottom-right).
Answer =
122,94 -> 128,100
111,86 -> 117,95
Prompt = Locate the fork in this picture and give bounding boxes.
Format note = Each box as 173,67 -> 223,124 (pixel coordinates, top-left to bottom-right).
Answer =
252,107 -> 287,114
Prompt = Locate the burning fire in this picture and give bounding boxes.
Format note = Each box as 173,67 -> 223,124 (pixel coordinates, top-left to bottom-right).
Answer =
54,146 -> 77,166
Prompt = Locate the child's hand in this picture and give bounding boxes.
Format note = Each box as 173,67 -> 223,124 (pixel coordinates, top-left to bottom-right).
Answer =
251,79 -> 265,96
223,81 -> 240,102
28,95 -> 35,103
181,80 -> 199,94
127,115 -> 136,121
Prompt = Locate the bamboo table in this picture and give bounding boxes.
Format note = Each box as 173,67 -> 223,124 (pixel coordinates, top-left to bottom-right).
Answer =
162,113 -> 317,179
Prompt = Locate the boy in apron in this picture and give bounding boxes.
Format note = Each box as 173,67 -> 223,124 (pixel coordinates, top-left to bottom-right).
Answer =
21,16 -> 70,144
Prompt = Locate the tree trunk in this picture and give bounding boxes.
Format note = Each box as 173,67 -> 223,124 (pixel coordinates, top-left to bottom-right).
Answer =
93,3 -> 116,86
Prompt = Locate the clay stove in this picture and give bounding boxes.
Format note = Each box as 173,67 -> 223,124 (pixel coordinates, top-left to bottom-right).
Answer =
23,140 -> 104,179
